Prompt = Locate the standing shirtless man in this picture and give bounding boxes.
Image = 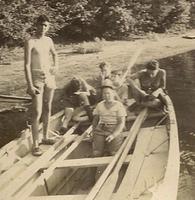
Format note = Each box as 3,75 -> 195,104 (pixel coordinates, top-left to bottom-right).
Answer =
24,15 -> 58,156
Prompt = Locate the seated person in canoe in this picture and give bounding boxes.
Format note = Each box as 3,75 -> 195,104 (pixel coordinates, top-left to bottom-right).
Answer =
92,81 -> 126,157
93,61 -> 112,101
127,59 -> 166,108
24,15 -> 58,156
59,76 -> 97,135
98,61 -> 112,84
83,81 -> 126,189
93,61 -> 112,87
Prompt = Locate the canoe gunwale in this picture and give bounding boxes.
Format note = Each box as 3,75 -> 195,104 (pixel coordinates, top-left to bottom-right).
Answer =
151,94 -> 180,200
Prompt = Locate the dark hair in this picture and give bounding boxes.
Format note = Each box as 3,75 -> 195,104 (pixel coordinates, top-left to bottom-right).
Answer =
146,60 -> 159,70
36,15 -> 50,24
66,78 -> 81,96
99,62 -> 111,70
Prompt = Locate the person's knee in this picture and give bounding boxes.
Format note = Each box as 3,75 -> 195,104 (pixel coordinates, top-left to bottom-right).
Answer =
143,99 -> 161,108
79,93 -> 89,105
108,137 -> 123,156
65,107 -> 74,113
72,115 -> 80,121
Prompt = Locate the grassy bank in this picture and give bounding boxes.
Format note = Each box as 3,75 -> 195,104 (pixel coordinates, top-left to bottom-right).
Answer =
1,31 -> 195,100
0,32 -> 194,199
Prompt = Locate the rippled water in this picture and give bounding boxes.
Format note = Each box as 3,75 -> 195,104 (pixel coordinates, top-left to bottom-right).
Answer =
160,51 -> 195,200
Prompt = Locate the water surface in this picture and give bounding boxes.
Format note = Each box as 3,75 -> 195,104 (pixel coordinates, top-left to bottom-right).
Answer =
160,51 -> 195,199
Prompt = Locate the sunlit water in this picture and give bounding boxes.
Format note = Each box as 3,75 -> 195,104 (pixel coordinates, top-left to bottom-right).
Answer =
160,51 -> 195,200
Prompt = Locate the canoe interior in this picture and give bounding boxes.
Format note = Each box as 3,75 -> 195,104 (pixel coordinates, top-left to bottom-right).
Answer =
0,111 -> 65,191
0,94 -> 180,200
0,110 -> 64,161
11,109 -> 169,199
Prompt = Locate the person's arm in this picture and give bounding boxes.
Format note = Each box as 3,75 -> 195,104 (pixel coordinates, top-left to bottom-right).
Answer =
160,70 -> 166,90
24,40 -> 40,96
128,72 -> 140,80
105,116 -> 125,143
92,115 -> 99,130
151,70 -> 166,97
127,75 -> 148,97
75,76 -> 96,96
49,38 -> 58,74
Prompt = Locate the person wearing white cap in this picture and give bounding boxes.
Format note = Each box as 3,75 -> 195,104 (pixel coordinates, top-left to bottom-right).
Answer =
92,81 -> 126,157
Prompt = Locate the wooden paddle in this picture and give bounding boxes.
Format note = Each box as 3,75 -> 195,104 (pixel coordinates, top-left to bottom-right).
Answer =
120,46 -> 143,86
85,108 -> 148,200
0,94 -> 31,101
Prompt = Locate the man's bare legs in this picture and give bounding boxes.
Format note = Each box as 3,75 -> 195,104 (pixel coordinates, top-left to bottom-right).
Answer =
31,87 -> 43,155
72,108 -> 88,122
42,86 -> 55,143
62,108 -> 74,129
60,93 -> 93,135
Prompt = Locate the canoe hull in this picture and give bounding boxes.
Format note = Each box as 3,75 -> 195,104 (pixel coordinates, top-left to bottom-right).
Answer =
0,95 -> 179,200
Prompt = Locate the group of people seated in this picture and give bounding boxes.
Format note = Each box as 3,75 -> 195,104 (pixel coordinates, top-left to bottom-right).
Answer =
59,59 -> 166,159
57,59 -> 166,188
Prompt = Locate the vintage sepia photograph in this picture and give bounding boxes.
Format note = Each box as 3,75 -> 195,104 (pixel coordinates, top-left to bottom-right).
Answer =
0,0 -> 194,199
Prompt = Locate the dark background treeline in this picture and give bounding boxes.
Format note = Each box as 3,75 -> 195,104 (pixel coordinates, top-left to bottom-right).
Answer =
0,0 -> 194,46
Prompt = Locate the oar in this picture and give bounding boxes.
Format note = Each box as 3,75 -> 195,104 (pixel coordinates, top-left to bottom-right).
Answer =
120,46 -> 143,86
0,94 -> 31,101
85,108 -> 148,200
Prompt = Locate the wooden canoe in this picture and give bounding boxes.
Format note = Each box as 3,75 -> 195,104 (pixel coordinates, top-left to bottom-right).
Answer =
0,94 -> 180,200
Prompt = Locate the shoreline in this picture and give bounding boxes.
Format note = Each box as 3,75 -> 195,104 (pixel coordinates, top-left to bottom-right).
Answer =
0,31 -> 195,98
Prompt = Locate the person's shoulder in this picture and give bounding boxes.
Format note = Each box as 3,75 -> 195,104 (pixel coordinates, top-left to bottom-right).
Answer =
24,37 -> 35,46
140,69 -> 147,73
137,69 -> 147,75
159,68 -> 166,75
45,36 -> 53,43
97,100 -> 105,106
114,100 -> 124,107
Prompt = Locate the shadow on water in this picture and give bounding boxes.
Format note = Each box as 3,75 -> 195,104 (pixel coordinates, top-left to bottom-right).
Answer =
0,51 -> 195,199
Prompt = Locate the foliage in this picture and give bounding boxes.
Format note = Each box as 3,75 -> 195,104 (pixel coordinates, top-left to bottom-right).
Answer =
0,0 -> 193,46
98,5 -> 135,39
162,0 -> 191,33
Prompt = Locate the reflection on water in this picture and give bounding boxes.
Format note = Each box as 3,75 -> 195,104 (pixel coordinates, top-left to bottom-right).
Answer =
160,51 -> 195,200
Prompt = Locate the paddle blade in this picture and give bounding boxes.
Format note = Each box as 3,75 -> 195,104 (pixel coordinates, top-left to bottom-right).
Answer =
94,172 -> 118,200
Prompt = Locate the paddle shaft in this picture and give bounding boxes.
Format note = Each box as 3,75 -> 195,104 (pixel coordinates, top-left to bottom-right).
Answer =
85,108 -> 148,200
93,108 -> 148,200
120,47 -> 143,86
0,94 -> 31,101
